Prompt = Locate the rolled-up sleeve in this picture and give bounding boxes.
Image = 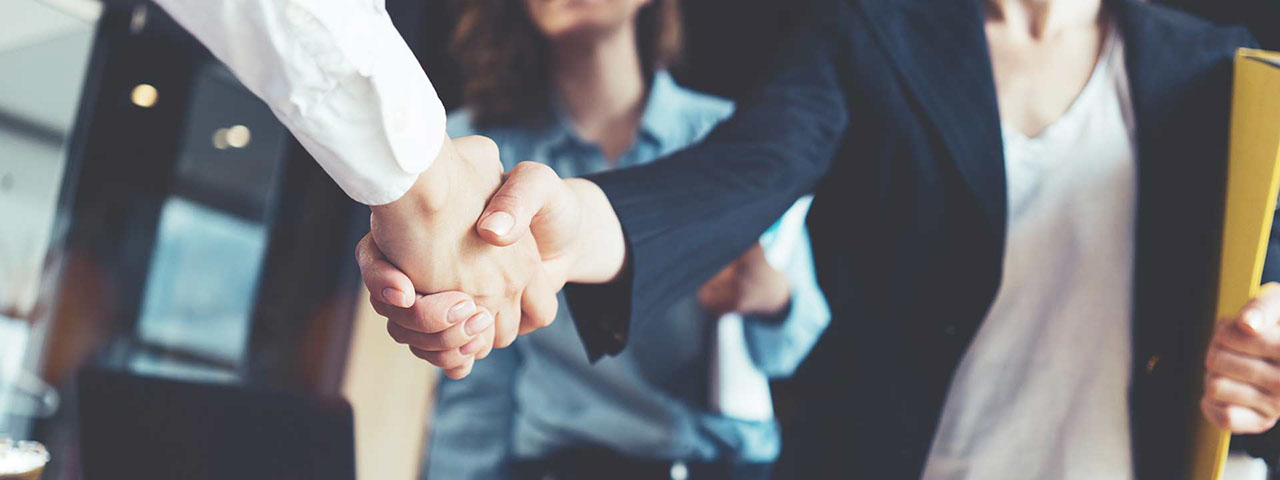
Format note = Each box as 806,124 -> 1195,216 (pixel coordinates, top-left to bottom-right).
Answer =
152,0 -> 447,205
742,216 -> 831,379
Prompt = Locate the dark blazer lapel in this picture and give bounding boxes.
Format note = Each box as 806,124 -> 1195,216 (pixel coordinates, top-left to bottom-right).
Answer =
1114,0 -> 1186,158
1113,0 -> 1190,416
1112,2 -> 1251,476
1114,0 -> 1229,354
856,0 -> 1007,236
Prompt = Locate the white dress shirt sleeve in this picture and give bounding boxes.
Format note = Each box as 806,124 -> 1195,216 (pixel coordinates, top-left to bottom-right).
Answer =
151,0 -> 447,205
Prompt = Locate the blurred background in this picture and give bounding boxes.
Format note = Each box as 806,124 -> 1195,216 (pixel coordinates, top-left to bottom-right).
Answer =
0,0 -> 1275,478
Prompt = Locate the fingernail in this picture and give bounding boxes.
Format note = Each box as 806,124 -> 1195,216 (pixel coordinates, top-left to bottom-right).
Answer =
1245,310 -> 1266,332
480,211 -> 515,237
448,300 -> 476,324
465,311 -> 494,336
383,288 -> 409,308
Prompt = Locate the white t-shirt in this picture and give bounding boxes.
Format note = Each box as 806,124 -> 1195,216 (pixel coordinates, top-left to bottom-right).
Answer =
921,26 -> 1139,480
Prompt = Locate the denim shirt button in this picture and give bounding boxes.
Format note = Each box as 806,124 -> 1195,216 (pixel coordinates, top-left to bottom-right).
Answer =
670,461 -> 689,480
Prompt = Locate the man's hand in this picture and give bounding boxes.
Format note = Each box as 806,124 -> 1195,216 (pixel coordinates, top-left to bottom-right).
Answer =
1202,282 -> 1280,433
358,155 -> 626,378
357,235 -> 498,379
363,139 -> 560,377
697,243 -> 791,318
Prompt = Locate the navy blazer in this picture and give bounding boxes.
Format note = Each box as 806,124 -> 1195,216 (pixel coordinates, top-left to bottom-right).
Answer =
564,0 -> 1277,477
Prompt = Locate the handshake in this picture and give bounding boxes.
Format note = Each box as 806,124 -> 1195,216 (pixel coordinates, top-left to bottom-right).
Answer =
357,135 -> 793,379
357,135 -> 626,379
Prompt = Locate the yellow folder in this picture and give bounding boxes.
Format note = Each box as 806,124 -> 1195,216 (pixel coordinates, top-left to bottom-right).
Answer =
1192,48 -> 1280,480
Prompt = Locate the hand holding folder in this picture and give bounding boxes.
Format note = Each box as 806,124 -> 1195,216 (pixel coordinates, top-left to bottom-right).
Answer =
1192,48 -> 1280,480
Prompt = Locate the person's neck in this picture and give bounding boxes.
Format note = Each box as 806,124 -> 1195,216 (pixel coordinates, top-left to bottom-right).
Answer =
986,0 -> 1103,40
552,27 -> 648,165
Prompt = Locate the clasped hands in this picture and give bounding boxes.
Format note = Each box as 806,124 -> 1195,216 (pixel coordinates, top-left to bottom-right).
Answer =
360,135 -> 623,379
358,134 -> 790,379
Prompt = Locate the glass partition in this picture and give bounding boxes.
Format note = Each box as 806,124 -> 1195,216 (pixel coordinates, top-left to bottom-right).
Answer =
0,0 -> 98,438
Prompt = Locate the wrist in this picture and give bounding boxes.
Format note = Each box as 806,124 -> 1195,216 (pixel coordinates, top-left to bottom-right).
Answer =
370,134 -> 456,220
564,178 -> 627,284
749,284 -> 792,317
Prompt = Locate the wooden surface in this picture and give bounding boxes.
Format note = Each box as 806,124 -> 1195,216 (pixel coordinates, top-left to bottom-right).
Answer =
342,288 -> 439,480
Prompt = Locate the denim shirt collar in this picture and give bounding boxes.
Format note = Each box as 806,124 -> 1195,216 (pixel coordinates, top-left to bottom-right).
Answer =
542,71 -> 684,170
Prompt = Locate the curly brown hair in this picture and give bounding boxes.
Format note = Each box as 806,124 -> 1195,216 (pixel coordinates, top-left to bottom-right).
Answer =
452,0 -> 683,128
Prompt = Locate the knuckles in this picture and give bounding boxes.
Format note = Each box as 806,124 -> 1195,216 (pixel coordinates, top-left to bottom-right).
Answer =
530,311 -> 555,329
1205,348 -> 1223,371
1202,398 -> 1229,428
456,135 -> 502,173
1205,376 -> 1231,400
512,160 -> 557,183
1262,370 -> 1280,394
386,321 -> 407,344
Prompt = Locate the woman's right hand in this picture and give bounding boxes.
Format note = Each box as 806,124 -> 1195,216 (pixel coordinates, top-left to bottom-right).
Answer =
697,243 -> 792,318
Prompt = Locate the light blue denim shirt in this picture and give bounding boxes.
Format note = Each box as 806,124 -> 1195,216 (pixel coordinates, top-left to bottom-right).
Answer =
425,72 -> 830,479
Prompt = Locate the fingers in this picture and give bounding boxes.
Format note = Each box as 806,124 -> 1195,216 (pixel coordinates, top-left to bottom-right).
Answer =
492,304 -> 520,349
1204,286 -> 1280,434
1206,345 -> 1280,394
452,135 -> 503,176
519,272 -> 559,335
411,344 -> 481,374
1216,317 -> 1280,362
443,359 -> 474,380
414,323 -> 490,379
446,330 -> 493,378
396,305 -> 493,379
385,307 -> 494,351
1216,285 -> 1280,359
1205,374 -> 1280,421
378,291 -> 481,335
477,161 -> 562,246
474,324 -> 496,360
356,233 -> 415,308
1203,397 -> 1278,434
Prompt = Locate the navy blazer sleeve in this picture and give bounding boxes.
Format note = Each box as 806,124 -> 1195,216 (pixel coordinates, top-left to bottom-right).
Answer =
563,0 -> 853,360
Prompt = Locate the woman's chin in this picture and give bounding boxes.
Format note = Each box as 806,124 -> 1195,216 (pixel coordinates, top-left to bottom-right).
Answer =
542,21 -> 622,44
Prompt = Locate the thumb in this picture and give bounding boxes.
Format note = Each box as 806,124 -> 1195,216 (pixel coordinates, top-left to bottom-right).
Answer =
355,232 -> 416,308
477,161 -> 566,247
